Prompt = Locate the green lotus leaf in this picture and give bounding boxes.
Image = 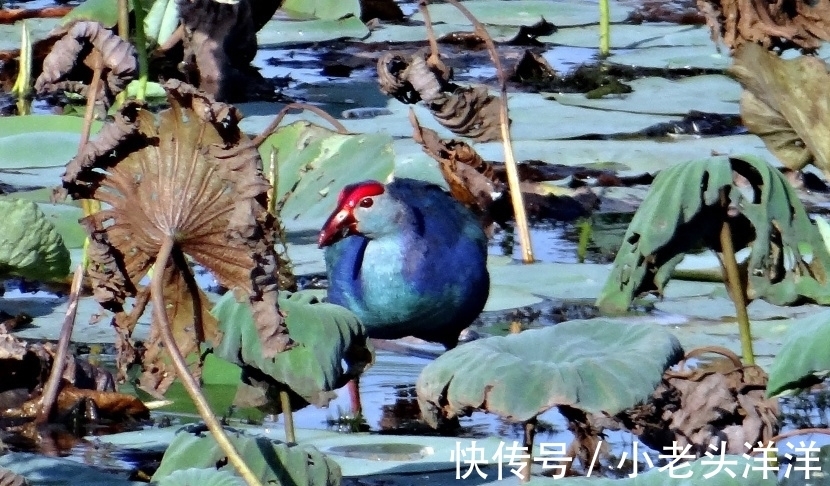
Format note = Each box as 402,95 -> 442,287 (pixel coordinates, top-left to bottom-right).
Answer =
526,452 -> 776,485
779,445 -> 830,486
61,0 -> 119,27
767,309 -> 830,396
152,425 -> 341,485
280,0 -> 360,20
144,0 -> 179,47
417,319 -> 683,425
596,155 -> 830,313
212,290 -> 370,409
0,115 -> 102,171
156,468 -> 245,486
257,121 -> 394,232
0,198 -> 70,282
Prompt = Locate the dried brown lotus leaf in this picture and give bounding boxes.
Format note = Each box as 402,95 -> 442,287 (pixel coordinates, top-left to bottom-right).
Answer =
34,21 -> 136,109
63,80 -> 290,393
697,0 -> 830,51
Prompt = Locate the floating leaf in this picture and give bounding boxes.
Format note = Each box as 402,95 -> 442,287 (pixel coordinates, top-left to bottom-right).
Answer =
0,199 -> 70,282
156,468 -> 244,486
596,155 -> 830,313
152,425 -> 341,486
62,80 -> 289,395
767,309 -> 830,396
280,0 -> 360,20
730,44 -> 830,178
417,319 -> 683,425
212,290 -> 370,409
0,115 -> 102,170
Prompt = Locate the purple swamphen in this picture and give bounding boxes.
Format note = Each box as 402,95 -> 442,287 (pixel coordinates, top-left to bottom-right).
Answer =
318,178 -> 490,412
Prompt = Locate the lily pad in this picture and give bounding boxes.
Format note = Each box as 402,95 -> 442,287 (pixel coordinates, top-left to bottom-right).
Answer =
60,0 -> 119,27
550,75 -> 741,116
0,198 -> 70,282
156,469 -> 245,486
0,452 -> 142,486
0,115 -> 102,170
545,24 -> 713,49
767,309 -> 830,396
257,120 -> 395,232
280,0 -> 360,20
417,319 -> 683,424
256,16 -> 369,47
608,44 -> 732,70
212,290 -> 370,408
152,425 -> 341,486
0,19 -> 62,51
410,0 -> 629,28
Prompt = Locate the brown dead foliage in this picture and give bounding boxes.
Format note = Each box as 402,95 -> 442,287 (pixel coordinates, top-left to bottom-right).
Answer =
609,347 -> 778,456
0,331 -> 147,422
697,0 -> 830,51
34,21 -> 136,110
409,110 -> 504,221
62,80 -> 290,396
378,51 -> 501,142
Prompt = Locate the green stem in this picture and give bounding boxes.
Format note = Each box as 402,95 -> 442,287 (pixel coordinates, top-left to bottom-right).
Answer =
576,219 -> 591,263
151,236 -> 262,486
719,192 -> 754,365
599,0 -> 610,57
279,389 -> 296,443
131,0 -> 149,101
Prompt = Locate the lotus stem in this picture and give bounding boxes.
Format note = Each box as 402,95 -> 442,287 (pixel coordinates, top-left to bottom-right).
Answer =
719,190 -> 754,365
279,389 -> 296,443
418,1 -> 440,63
11,20 -> 31,115
117,0 -> 129,40
576,219 -> 591,263
35,264 -> 84,424
599,0 -> 610,57
152,236 -> 262,486
267,147 -> 278,217
251,103 -> 349,148
443,0 -> 535,263
80,51 -> 105,267
521,418 -> 536,483
132,0 -> 149,101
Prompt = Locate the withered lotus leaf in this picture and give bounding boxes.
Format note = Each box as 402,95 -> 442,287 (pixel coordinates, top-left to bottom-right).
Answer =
34,21 -> 137,110
62,80 -> 290,395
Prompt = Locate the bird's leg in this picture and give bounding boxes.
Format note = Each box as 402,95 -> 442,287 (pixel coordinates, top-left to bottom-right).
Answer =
347,375 -> 362,416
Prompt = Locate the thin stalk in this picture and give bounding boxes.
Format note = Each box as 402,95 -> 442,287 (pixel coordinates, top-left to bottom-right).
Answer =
520,418 -> 536,483
251,103 -> 349,148
117,0 -> 129,40
80,52 -> 105,266
576,219 -> 591,263
152,236 -> 262,486
35,264 -> 85,424
599,0 -> 610,57
267,148 -> 278,216
11,20 -> 31,115
418,1 -> 440,62
279,389 -> 296,443
443,0 -> 534,262
131,0 -> 149,101
719,191 -> 754,365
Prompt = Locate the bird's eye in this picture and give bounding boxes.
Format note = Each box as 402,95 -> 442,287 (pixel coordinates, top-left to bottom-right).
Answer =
359,197 -> 374,208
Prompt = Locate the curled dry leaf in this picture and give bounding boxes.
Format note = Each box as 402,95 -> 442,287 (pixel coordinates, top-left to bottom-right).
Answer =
409,110 -> 503,221
697,0 -> 830,51
34,21 -> 136,109
607,347 -> 778,456
729,43 -> 830,178
62,80 -> 290,395
378,51 -> 501,142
